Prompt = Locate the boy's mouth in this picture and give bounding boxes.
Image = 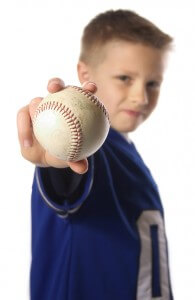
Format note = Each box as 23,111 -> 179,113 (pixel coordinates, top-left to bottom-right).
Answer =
122,109 -> 143,117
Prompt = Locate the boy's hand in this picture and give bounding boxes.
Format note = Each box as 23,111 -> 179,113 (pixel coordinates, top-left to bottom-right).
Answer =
17,78 -> 97,174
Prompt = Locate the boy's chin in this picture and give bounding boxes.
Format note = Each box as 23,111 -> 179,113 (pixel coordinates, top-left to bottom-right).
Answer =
112,122 -> 142,133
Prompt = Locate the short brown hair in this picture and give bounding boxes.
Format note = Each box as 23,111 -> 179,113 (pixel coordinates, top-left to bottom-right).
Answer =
79,9 -> 173,65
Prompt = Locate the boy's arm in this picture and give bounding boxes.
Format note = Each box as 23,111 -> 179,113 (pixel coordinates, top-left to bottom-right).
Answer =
34,155 -> 94,215
39,167 -> 86,205
17,78 -> 97,213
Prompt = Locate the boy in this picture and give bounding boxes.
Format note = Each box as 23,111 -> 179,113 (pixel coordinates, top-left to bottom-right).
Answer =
17,9 -> 174,300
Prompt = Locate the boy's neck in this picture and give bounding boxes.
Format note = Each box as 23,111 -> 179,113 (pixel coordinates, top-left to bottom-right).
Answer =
111,127 -> 132,143
120,132 -> 132,143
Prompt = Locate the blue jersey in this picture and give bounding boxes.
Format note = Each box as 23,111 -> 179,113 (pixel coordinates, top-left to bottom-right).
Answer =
31,128 -> 174,300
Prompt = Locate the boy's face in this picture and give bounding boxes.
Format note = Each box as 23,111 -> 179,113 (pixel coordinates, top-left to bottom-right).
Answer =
78,40 -> 168,133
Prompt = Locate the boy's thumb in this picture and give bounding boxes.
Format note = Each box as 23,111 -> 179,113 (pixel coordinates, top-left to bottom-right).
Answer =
29,97 -> 43,119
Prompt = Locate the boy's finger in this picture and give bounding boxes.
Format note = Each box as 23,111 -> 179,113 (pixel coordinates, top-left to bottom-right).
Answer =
47,78 -> 65,93
17,106 -> 33,148
82,81 -> 97,94
47,79 -> 97,95
68,159 -> 88,174
29,97 -> 43,119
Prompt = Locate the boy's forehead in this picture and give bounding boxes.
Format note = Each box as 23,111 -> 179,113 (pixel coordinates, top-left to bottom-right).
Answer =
94,40 -> 167,75
104,40 -> 166,61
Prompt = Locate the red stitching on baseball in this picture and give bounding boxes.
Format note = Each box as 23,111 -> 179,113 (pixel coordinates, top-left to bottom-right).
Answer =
67,85 -> 110,123
33,101 -> 83,161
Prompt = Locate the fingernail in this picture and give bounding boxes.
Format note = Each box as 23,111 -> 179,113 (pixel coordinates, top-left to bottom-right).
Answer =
82,81 -> 96,88
88,82 -> 96,87
81,81 -> 89,87
51,79 -> 65,86
31,98 -> 40,105
23,139 -> 32,148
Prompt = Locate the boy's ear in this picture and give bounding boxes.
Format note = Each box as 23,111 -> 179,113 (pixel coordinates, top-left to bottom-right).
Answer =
77,61 -> 91,84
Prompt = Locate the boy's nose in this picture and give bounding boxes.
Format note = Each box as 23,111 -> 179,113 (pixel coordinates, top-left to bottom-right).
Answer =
128,84 -> 148,106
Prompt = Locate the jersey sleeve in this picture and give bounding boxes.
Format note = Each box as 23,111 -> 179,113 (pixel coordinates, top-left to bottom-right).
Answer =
33,155 -> 94,217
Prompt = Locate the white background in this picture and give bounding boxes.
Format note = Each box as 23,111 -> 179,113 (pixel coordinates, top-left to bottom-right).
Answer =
0,0 -> 194,299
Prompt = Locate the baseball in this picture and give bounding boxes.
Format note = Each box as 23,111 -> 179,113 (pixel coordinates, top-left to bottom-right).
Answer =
32,85 -> 110,161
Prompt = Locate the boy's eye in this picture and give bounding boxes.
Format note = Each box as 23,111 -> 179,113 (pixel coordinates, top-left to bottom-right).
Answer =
117,75 -> 131,83
147,81 -> 161,89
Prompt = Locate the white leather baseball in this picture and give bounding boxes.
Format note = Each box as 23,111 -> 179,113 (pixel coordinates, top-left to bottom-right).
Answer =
32,86 -> 110,161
